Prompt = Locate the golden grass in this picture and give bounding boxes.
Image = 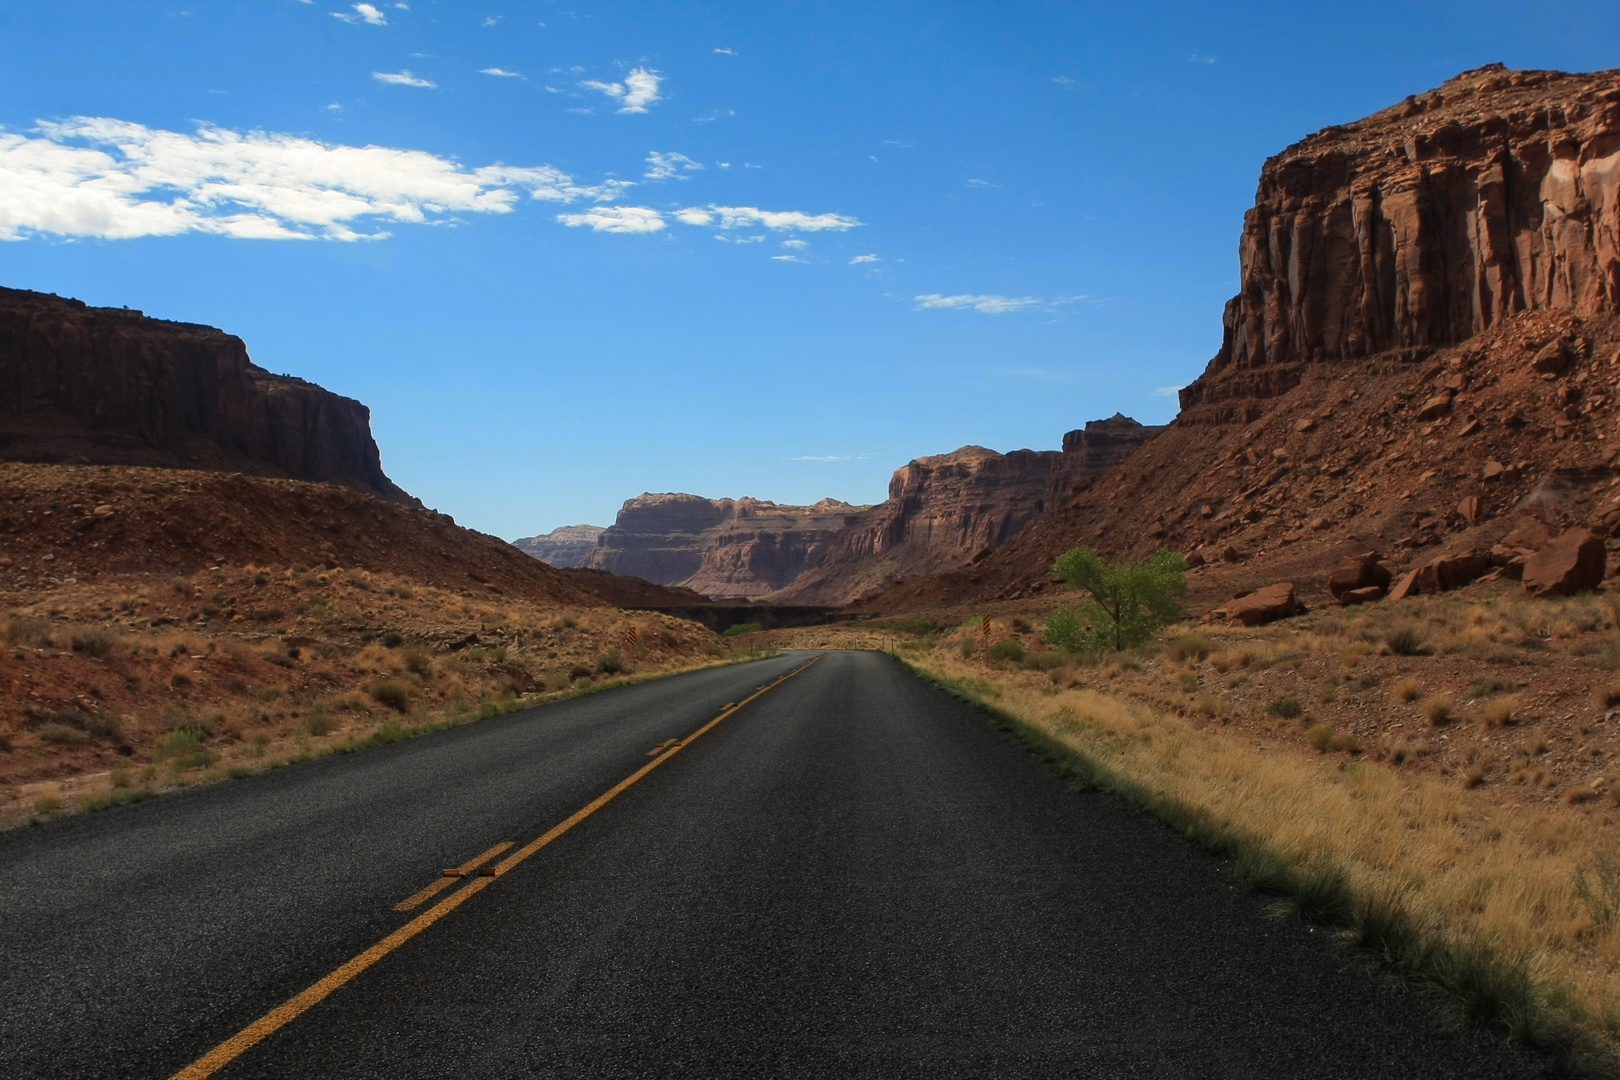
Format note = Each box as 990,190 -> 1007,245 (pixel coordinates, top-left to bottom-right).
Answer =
904,647 -> 1620,1046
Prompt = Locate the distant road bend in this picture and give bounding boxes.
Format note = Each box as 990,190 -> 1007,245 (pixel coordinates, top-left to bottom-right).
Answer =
0,651 -> 1558,1078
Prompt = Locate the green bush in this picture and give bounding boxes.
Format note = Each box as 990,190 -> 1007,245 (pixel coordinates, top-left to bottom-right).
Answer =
371,680 -> 411,712
597,649 -> 626,675
301,709 -> 335,737
988,639 -> 1025,663
381,631 -> 405,648
959,632 -> 978,659
1166,633 -> 1210,662
1048,547 -> 1187,653
722,622 -> 763,638
1267,696 -> 1304,720
875,617 -> 935,636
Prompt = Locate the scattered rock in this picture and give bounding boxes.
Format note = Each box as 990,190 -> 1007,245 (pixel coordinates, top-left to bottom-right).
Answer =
1456,495 -> 1483,525
1222,583 -> 1305,627
1293,417 -> 1316,433
1415,550 -> 1491,594
1183,551 -> 1206,569
1416,394 -> 1453,420
1328,552 -> 1392,602
1387,569 -> 1421,600
1533,339 -> 1572,374
1522,527 -> 1607,597
1338,586 -> 1385,606
1220,546 -> 1244,563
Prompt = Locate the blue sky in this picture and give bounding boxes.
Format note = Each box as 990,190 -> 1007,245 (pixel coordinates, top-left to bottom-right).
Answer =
1,2 -> 1617,539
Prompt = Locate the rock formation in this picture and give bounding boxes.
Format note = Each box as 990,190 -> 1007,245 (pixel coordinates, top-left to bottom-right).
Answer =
0,286 -> 408,501
513,524 -> 605,568
1183,63 -> 1620,423
586,495 -> 869,599
863,65 -> 1620,614
772,418 -> 1162,606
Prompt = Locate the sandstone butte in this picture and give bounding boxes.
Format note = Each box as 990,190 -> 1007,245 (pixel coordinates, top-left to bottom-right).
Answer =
525,413 -> 1161,604
0,286 -> 408,502
865,64 -> 1620,614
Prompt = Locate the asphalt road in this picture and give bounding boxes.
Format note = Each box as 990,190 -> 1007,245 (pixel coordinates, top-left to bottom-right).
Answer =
0,650 -> 1561,1078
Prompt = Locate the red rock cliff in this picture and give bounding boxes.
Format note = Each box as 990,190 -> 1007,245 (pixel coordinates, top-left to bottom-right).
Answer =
0,286 -> 409,501
1183,63 -> 1620,421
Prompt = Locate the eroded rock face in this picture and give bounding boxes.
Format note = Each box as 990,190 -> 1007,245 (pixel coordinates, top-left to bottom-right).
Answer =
513,524 -> 606,568
772,419 -> 1162,606
1182,64 -> 1620,421
586,494 -> 868,599
0,287 -> 408,500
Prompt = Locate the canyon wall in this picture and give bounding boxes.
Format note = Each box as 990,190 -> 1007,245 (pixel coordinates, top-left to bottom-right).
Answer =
513,524 -> 606,568
771,416 -> 1162,606
0,286 -> 409,501
585,494 -> 869,599
1183,63 -> 1620,422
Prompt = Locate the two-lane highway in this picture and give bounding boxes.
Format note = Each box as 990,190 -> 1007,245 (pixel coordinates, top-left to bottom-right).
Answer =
0,651 -> 1559,1077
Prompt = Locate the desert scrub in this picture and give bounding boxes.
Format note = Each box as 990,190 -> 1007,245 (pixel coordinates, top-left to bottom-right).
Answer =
988,639 -> 1026,664
1383,625 -> 1428,656
1421,695 -> 1455,727
1266,696 -> 1304,720
1166,633 -> 1210,662
371,680 -> 411,713
597,649 -> 626,675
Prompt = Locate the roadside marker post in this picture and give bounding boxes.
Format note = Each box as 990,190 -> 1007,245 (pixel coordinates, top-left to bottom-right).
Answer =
625,626 -> 639,671
982,616 -> 991,657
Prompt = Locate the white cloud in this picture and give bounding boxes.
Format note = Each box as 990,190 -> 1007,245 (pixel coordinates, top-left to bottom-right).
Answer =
373,70 -> 435,88
0,116 -> 629,242
1051,75 -> 1075,86
780,238 -> 807,249
481,15 -> 500,26
965,178 -> 998,188
706,205 -> 860,231
915,293 -> 1041,314
556,205 -> 665,233
333,2 -> 386,24
321,103 -> 343,112
480,67 -> 523,78
849,254 -> 878,264
671,206 -> 713,225
1189,52 -> 1216,64
1153,385 -> 1186,397
580,67 -> 663,113
771,254 -> 804,262
644,151 -> 702,181
714,47 -> 736,55
394,2 -> 408,8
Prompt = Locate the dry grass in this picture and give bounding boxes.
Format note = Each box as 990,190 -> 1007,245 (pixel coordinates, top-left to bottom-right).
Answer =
1421,694 -> 1455,727
1393,677 -> 1423,703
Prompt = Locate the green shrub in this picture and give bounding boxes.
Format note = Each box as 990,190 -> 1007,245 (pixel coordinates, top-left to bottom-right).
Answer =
1267,696 -> 1304,720
597,649 -> 626,675
5,616 -> 52,648
252,572 -> 269,587
1049,547 -> 1187,652
70,629 -> 117,658
568,664 -> 593,681
1024,651 -> 1067,672
371,680 -> 411,712
301,710 -> 335,737
722,622 -> 763,638
37,722 -> 89,745
875,617 -> 935,636
1166,633 -> 1210,662
381,631 -> 404,648
1384,625 -> 1428,656
1042,607 -> 1083,652
1306,722 -> 1336,751
988,639 -> 1025,663
959,632 -> 978,659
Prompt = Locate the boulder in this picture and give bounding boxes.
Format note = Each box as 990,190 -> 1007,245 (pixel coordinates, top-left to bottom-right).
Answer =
1456,496 -> 1483,526
1522,527 -> 1607,597
1416,394 -> 1453,420
1387,568 -> 1422,601
1339,586 -> 1385,606
1414,551 -> 1491,594
1532,340 -> 1572,375
1223,583 -> 1305,627
1328,552 -> 1392,601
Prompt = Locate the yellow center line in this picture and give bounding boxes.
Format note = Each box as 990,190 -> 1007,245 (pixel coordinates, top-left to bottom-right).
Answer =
393,840 -> 515,912
169,655 -> 820,1080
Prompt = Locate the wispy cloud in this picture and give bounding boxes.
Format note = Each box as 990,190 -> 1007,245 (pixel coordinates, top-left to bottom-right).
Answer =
706,205 -> 859,231
1189,51 -> 1216,64
643,150 -> 701,181
556,206 -> 665,233
915,293 -> 1041,314
333,2 -> 386,25
713,47 -> 736,55
964,178 -> 999,188
479,67 -> 524,79
849,253 -> 879,264
793,453 -> 871,462
321,102 -> 343,112
1051,75 -> 1076,86
373,70 -> 435,88
580,67 -> 663,113
0,116 -> 629,242
481,15 -> 501,27
1153,385 -> 1186,397
780,238 -> 807,249
771,254 -> 804,262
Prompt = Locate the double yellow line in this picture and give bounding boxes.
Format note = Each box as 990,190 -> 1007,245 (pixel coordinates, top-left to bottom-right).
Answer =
170,656 -> 819,1080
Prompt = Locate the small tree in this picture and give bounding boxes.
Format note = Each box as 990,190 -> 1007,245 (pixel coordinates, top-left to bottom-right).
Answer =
1044,547 -> 1187,652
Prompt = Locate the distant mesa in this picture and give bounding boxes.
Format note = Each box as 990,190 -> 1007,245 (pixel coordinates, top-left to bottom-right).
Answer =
516,415 -> 1162,604
513,524 -> 606,568
0,286 -> 409,502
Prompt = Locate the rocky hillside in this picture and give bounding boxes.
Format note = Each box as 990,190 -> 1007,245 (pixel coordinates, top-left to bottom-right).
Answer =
0,287 -> 408,501
770,416 -> 1162,605
868,64 -> 1620,614
513,524 -> 605,568
585,494 -> 868,599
